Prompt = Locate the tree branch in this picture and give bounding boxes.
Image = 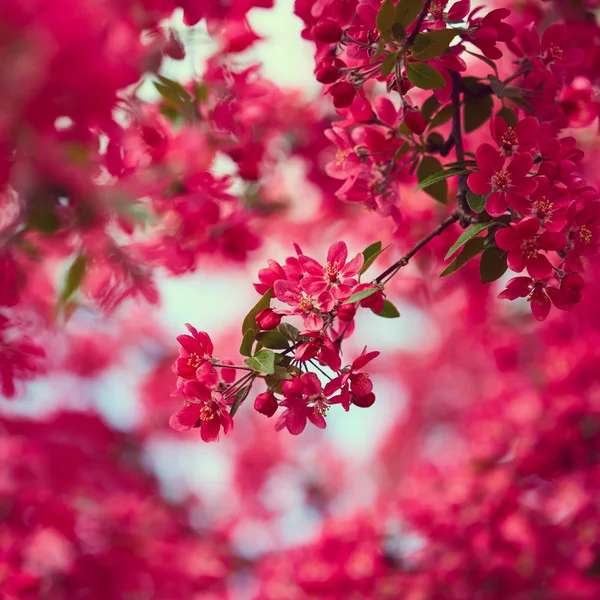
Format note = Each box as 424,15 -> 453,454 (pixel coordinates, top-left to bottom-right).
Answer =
374,211 -> 460,284
450,70 -> 478,228
405,0 -> 434,48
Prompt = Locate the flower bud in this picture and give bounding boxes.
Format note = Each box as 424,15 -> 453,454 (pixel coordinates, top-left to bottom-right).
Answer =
311,19 -> 343,44
329,81 -> 355,109
316,66 -> 341,84
337,303 -> 356,322
404,109 -> 426,134
256,308 -> 282,330
254,391 -> 279,417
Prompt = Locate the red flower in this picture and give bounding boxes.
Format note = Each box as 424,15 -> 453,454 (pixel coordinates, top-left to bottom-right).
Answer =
490,116 -> 539,156
468,144 -> 537,216
299,241 -> 363,301
173,324 -> 214,380
169,381 -> 233,443
273,280 -> 334,332
495,216 -> 568,280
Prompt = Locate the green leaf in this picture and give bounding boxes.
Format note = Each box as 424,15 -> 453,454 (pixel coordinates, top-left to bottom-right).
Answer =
480,247 -> 508,283
153,82 -> 181,104
373,299 -> 400,318
391,22 -> 406,41
376,0 -> 395,33
156,75 -> 192,101
273,365 -> 293,380
444,221 -> 497,260
440,237 -> 485,277
242,290 -> 273,335
360,242 -> 391,276
244,349 -> 276,375
61,253 -> 87,303
406,61 -> 446,90
230,385 -> 251,418
410,29 -> 459,60
381,53 -> 398,78
393,141 -> 410,161
428,104 -> 453,129
347,287 -> 381,303
426,131 -> 444,146
417,156 -> 450,204
444,160 -> 477,169
465,50 -> 499,76
255,330 -> 289,350
278,322 -> 299,341
496,106 -> 517,127
467,190 -> 486,214
415,167 -> 469,192
239,329 -> 256,357
421,95 -> 440,122
463,93 -> 494,133
395,0 -> 425,28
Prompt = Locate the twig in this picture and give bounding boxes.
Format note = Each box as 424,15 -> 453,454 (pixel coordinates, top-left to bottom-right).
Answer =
373,211 -> 460,284
405,0 -> 434,48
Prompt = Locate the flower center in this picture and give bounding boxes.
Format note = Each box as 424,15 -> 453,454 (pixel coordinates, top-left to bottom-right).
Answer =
520,238 -> 539,259
548,43 -> 563,60
492,170 -> 511,191
429,2 -> 443,18
199,404 -> 215,421
335,149 -> 348,166
311,395 -> 329,417
528,290 -> 549,306
533,196 -> 554,218
500,127 -> 519,151
579,225 -> 592,244
298,296 -> 314,312
323,261 -> 340,281
187,352 -> 203,368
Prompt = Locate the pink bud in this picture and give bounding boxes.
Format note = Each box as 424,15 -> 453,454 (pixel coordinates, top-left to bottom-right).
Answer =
254,391 -> 278,417
311,19 -> 343,44
404,109 -> 426,134
256,309 -> 282,330
164,32 -> 185,60
316,66 -> 341,84
337,303 -> 356,322
329,81 -> 355,109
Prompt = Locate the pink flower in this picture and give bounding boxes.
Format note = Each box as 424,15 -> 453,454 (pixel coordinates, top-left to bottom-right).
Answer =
468,144 -> 537,216
495,216 -> 568,280
173,324 -> 214,380
490,116 -> 539,156
540,24 -> 584,70
254,391 -> 279,417
169,381 -> 233,442
275,373 -> 329,435
273,280 -> 334,332
299,241 -> 363,301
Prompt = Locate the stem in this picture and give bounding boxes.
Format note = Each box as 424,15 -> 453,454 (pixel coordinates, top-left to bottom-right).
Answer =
374,211 -> 460,284
213,363 -> 253,371
405,0 -> 434,48
450,71 -> 477,228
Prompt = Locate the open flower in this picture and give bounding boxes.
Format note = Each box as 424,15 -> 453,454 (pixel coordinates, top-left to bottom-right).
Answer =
273,280 -> 334,331
173,324 -> 214,380
495,216 -> 567,279
169,381 -> 233,442
468,144 -> 537,216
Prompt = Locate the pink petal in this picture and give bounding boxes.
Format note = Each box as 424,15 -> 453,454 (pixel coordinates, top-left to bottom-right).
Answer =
537,231 -> 567,251
476,143 -> 504,174
486,191 -> 507,216
200,418 -> 221,442
506,153 -> 533,179
527,254 -> 553,280
341,253 -> 364,277
507,251 -> 528,273
516,216 -> 540,238
326,241 -> 348,267
303,313 -> 323,332
308,412 -> 327,429
169,404 -> 199,431
286,410 -> 307,435
468,171 -> 492,195
298,255 -> 324,276
495,227 -> 522,251
515,117 -> 539,144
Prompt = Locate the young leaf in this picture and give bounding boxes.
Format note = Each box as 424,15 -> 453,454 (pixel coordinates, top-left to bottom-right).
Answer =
406,61 -> 446,90
467,190 -> 487,214
440,237 -> 485,277
421,95 -> 440,122
417,156 -> 449,204
153,82 -> 181,104
239,329 -> 256,357
244,349 -> 276,375
360,242 -> 391,276
444,221 -> 497,260
376,0 -> 395,34
480,248 -> 508,283
428,104 -> 453,129
410,29 -> 459,61
381,53 -> 398,77
156,75 -> 192,101
230,385 -> 251,418
414,167 -> 469,192
278,322 -> 299,341
463,93 -> 494,133
241,290 -> 273,335
496,106 -> 517,127
373,299 -> 400,318
255,330 -> 290,350
347,287 -> 381,304
61,253 -> 87,303
395,0 -> 425,28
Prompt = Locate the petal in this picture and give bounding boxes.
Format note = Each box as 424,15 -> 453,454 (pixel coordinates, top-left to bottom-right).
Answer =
274,280 -> 300,304
530,291 -> 551,321
476,143 -> 504,173
527,254 -> 553,280
326,241 -> 348,267
537,231 -> 568,251
515,117 -> 539,144
510,177 -> 537,196
200,418 -> 221,442
286,409 -> 308,435
301,276 -> 328,296
505,192 -> 532,215
301,372 -> 322,396
507,251 -> 528,273
495,227 -> 522,251
486,191 -> 507,216
169,404 -> 199,431
298,255 -> 324,276
506,152 -> 533,179
516,216 -> 541,238
341,253 -> 364,278
308,411 -> 327,429
468,171 -> 492,195
304,313 -> 323,331
491,115 -> 508,143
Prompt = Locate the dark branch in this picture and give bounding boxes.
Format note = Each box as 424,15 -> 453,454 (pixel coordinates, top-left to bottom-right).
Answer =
405,0 -> 434,48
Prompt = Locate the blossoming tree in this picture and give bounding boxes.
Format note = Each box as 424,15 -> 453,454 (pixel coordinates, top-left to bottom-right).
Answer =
2,0 -> 600,597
